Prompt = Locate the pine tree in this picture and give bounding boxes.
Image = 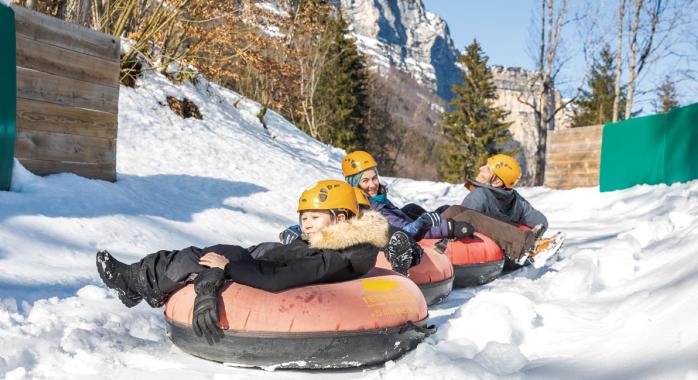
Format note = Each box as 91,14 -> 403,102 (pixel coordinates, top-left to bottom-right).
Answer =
573,45 -> 626,126
313,16 -> 370,152
654,76 -> 680,114
438,40 -> 514,183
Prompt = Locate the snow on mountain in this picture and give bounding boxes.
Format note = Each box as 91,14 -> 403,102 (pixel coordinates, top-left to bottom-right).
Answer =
335,0 -> 462,101
0,68 -> 697,379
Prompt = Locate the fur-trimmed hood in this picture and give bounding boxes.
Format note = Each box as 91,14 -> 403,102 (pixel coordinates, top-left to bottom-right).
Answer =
308,210 -> 389,250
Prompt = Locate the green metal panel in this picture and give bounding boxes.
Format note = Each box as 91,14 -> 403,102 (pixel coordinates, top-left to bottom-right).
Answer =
665,103 -> 698,184
0,4 -> 16,191
599,113 -> 668,192
600,102 -> 698,192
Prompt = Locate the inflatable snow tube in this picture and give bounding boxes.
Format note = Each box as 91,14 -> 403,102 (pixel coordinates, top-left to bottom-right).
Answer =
420,233 -> 505,288
164,268 -> 431,369
376,248 -> 454,306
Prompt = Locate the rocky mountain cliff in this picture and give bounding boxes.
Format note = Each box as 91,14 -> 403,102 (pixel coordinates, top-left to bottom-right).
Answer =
333,0 -> 462,102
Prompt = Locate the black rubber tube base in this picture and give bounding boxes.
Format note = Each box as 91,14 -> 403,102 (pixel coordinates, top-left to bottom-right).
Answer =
166,318 -> 432,370
452,260 -> 505,288
418,276 -> 454,306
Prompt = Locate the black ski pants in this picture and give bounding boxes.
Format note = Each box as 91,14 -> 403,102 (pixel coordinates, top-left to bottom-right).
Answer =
135,244 -> 251,307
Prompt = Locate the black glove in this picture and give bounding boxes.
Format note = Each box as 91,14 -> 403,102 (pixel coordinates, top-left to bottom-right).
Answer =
192,267 -> 225,345
279,224 -> 302,245
447,219 -> 475,239
416,211 -> 441,228
410,212 -> 442,241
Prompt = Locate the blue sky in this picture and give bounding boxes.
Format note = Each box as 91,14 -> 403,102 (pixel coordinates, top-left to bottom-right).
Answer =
422,0 -> 698,109
423,0 -> 539,70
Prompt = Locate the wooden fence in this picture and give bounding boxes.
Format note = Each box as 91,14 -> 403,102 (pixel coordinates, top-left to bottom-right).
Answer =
544,125 -> 603,189
13,5 -> 120,181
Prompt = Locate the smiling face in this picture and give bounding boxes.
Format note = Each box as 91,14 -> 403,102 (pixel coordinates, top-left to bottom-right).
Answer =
475,164 -> 504,188
359,169 -> 381,197
300,210 -> 346,236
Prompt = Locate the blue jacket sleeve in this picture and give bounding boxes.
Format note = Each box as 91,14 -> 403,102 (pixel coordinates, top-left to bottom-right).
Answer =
518,198 -> 548,230
373,203 -> 412,229
460,189 -> 488,213
401,218 -> 424,236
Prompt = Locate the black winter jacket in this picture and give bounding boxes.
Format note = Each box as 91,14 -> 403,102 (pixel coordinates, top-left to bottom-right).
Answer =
217,211 -> 389,292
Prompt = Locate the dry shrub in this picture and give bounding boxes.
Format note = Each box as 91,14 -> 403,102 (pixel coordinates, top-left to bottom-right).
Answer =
167,96 -> 202,119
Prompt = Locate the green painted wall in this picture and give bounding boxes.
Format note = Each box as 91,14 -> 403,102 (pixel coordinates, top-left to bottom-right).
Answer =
0,4 -> 16,191
600,103 -> 698,192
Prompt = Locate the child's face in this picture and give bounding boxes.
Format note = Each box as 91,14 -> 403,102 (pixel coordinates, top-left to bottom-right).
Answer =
359,169 -> 380,197
300,210 -> 334,236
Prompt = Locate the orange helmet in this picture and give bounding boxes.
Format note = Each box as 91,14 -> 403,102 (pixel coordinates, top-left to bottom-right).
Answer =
354,187 -> 370,208
342,151 -> 378,177
297,180 -> 359,216
487,154 -> 521,188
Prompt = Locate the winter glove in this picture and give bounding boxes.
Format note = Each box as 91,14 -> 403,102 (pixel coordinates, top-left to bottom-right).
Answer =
417,211 -> 442,228
279,224 -> 302,245
447,219 -> 475,239
402,211 -> 442,240
192,267 -> 225,345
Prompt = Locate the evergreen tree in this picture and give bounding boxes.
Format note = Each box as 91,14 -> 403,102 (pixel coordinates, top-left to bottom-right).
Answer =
654,76 -> 680,113
438,39 -> 514,183
573,45 -> 626,127
313,16 -> 370,152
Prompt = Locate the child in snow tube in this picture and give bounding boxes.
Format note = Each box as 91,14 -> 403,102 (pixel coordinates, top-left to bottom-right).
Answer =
279,187 -> 424,276
280,186 -> 452,305
96,180 -> 430,363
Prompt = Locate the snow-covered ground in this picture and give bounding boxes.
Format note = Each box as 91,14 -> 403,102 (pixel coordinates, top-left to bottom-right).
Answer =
1,69 -> 697,379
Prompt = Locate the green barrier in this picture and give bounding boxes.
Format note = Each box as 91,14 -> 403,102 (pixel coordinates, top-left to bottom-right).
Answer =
0,4 -> 16,191
665,103 -> 698,184
600,103 -> 698,192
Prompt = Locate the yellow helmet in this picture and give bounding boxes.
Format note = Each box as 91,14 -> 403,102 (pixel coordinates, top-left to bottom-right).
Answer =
342,151 -> 378,177
297,180 -> 359,216
354,187 -> 370,207
487,154 -> 521,188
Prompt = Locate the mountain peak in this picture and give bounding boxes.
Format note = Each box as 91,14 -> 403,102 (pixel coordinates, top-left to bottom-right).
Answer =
336,0 -> 462,100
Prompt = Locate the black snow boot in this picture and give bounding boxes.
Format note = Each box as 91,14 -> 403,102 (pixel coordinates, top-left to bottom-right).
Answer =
96,250 -> 143,308
385,231 -> 413,276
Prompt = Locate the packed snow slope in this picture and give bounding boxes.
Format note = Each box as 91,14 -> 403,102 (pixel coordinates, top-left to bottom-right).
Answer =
1,70 -> 697,380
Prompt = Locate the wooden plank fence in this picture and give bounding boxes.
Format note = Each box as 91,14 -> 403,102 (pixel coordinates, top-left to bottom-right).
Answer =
13,5 -> 120,181
544,125 -> 603,189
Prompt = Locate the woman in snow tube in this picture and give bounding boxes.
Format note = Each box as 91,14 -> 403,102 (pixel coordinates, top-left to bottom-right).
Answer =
96,180 -> 431,368
341,151 -> 475,248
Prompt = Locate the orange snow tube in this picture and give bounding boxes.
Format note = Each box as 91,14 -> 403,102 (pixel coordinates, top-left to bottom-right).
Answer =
164,268 -> 431,369
420,232 -> 505,288
376,247 -> 454,305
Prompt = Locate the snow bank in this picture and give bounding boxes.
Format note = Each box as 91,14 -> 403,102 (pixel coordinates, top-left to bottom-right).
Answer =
1,67 -> 697,379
